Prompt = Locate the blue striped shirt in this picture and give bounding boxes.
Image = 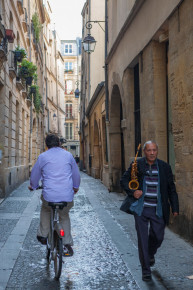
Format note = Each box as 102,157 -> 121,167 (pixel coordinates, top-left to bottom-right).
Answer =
144,162 -> 159,207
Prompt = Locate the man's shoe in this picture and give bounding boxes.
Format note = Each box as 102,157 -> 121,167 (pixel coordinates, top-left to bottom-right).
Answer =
63,244 -> 73,256
142,274 -> 152,282
150,257 -> 155,267
37,235 -> 47,245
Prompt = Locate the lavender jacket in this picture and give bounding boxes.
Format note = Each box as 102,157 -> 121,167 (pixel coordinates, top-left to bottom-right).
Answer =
30,147 -> 81,202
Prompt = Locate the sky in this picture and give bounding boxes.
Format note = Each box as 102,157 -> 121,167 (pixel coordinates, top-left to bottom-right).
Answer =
48,0 -> 86,40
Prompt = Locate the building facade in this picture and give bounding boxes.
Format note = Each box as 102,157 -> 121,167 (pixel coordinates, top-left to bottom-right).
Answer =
61,38 -> 81,157
80,0 -> 107,181
0,0 -> 45,198
43,1 -> 66,140
0,0 -> 65,198
80,0 -> 193,242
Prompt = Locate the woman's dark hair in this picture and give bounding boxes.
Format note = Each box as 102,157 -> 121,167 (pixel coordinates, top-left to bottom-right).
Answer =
45,134 -> 60,149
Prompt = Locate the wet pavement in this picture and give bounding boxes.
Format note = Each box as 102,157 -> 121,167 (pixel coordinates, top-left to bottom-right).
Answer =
0,172 -> 193,289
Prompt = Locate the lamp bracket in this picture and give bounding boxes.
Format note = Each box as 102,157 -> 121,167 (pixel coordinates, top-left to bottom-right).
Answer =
85,20 -> 105,32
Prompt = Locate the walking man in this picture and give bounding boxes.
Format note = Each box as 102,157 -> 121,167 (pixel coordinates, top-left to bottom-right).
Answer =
120,141 -> 179,281
29,134 -> 80,256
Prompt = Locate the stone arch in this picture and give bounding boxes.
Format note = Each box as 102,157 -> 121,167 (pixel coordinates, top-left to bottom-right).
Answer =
109,84 -> 125,191
110,72 -> 126,119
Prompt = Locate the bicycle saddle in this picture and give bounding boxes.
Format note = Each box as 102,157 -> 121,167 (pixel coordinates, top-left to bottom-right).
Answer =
48,202 -> 68,209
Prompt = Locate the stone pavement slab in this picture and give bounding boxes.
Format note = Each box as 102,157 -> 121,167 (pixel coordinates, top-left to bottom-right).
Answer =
0,173 -> 193,289
0,181 -> 41,289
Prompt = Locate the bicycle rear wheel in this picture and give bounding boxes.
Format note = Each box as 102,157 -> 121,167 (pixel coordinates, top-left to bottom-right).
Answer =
54,232 -> 63,279
46,245 -> 50,261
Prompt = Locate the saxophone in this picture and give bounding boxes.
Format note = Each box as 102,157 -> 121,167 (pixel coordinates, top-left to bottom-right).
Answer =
128,144 -> 141,190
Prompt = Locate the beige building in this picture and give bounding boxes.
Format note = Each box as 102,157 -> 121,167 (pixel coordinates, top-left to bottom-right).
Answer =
61,38 -> 81,156
43,1 -> 66,140
80,0 -> 106,179
81,0 -> 193,242
0,0 -> 45,198
0,0 -> 65,198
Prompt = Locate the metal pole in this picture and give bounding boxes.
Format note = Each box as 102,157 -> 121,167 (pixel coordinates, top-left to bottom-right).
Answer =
28,0 -> 32,170
105,0 -> 109,162
54,30 -> 60,134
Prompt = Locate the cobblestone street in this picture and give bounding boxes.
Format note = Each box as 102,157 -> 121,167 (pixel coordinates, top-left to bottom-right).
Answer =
0,172 -> 193,289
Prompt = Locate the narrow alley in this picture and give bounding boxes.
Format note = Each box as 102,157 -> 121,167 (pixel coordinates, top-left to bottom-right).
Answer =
0,172 -> 193,290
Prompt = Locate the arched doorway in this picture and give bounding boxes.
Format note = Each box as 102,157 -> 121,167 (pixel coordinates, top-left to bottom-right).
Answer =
109,85 -> 124,191
92,119 -> 101,179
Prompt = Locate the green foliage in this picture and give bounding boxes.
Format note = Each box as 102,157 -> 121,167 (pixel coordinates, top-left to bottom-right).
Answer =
18,59 -> 37,79
33,73 -> 38,84
32,12 -> 42,42
29,84 -> 42,113
14,46 -> 27,60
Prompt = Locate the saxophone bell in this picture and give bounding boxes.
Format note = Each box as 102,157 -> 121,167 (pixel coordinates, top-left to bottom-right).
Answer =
129,180 -> 139,190
128,144 -> 141,190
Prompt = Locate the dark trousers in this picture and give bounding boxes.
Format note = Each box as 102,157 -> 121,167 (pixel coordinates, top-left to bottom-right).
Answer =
134,207 -> 165,275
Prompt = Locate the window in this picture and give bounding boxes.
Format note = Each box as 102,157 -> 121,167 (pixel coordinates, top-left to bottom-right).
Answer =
65,123 -> 73,140
65,44 -> 72,54
65,62 -> 73,71
66,102 -> 72,118
65,80 -> 73,94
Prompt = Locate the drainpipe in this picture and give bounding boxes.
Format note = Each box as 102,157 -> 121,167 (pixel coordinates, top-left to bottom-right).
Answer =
88,0 -> 91,101
105,0 -> 109,122
28,0 -> 33,172
105,0 -> 109,163
54,30 -> 60,134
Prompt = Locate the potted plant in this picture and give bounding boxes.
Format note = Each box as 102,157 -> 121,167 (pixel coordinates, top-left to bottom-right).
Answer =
30,84 -> 38,95
18,59 -> 37,80
14,46 -> 27,62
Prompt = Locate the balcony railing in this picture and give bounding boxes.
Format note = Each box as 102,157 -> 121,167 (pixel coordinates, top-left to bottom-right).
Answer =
66,115 -> 74,120
0,21 -> 5,39
0,37 -> 7,69
65,90 -> 74,95
0,37 -> 8,57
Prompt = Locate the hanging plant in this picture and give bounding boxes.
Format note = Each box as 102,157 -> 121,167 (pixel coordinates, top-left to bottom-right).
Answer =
18,59 -> 37,80
14,46 -> 27,62
29,84 -> 42,113
32,12 -> 42,42
34,93 -> 42,113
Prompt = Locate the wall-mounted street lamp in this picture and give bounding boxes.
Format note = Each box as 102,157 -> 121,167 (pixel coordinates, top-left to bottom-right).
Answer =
82,21 -> 105,54
82,19 -> 108,121
82,33 -> 97,54
75,80 -> 80,98
82,0 -> 109,163
75,88 -> 80,98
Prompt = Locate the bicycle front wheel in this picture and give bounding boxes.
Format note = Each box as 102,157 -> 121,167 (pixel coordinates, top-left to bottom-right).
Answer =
54,232 -> 63,279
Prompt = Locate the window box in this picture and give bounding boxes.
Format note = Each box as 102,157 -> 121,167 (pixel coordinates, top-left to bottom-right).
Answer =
5,29 -> 15,43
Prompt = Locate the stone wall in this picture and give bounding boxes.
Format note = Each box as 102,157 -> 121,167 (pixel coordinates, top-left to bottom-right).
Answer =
168,0 -> 193,241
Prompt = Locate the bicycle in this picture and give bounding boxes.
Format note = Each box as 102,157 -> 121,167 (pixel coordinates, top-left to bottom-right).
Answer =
46,201 -> 67,280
